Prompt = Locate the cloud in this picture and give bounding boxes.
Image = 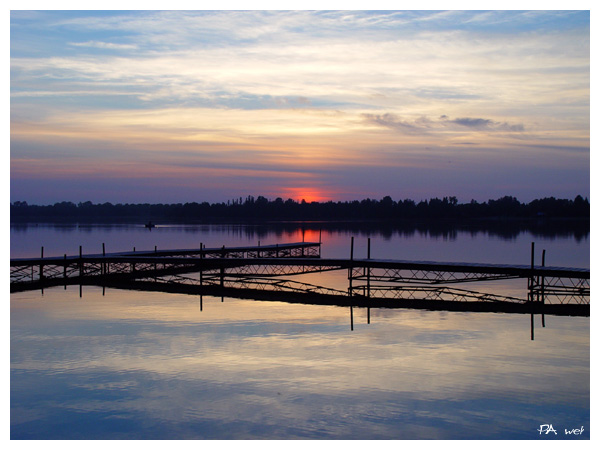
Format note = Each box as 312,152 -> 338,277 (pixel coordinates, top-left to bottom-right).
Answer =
361,113 -> 421,133
450,118 -> 494,128
363,114 -> 525,134
11,10 -> 589,120
70,41 -> 138,50
446,117 -> 525,132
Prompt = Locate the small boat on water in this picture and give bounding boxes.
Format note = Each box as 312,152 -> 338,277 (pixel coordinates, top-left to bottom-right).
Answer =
145,221 -> 156,229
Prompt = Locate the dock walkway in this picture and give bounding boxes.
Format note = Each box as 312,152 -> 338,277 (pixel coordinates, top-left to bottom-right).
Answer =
10,241 -> 589,316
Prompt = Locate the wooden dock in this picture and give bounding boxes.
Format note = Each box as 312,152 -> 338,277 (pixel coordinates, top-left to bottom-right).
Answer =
10,241 -> 589,317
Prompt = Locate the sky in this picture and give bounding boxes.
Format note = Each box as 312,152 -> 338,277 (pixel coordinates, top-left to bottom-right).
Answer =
9,6 -> 591,205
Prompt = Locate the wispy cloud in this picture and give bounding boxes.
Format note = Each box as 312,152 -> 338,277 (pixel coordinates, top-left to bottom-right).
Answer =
11,10 -> 589,119
445,117 -> 525,132
69,41 -> 138,50
362,113 -> 422,133
363,114 -> 525,134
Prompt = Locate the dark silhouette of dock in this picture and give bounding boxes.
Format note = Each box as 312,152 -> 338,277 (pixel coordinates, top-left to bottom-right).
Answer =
10,240 -> 589,319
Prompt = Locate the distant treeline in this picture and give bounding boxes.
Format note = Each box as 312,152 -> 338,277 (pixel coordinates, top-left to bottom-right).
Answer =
10,195 -> 589,223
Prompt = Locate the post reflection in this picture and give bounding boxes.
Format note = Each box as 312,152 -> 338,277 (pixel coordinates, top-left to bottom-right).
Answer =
11,285 -> 589,439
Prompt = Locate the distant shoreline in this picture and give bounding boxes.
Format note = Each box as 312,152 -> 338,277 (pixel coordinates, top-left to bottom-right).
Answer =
10,195 -> 589,226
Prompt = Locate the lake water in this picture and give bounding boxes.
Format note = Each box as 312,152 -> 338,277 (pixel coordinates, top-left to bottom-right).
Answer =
10,222 -> 590,439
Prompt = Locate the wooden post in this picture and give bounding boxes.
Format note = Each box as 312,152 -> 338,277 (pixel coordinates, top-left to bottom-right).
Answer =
131,247 -> 136,273
220,245 -> 225,286
64,254 -> 67,289
541,249 -> 546,327
39,246 -> 44,280
367,238 -> 371,297
319,229 -> 322,257
529,242 -> 535,340
199,242 -> 204,285
102,243 -> 106,275
200,295 -> 203,311
79,245 -> 83,277
367,307 -> 370,324
77,248 -> 82,296
349,237 -> 354,296
528,242 -> 535,299
350,306 -> 354,331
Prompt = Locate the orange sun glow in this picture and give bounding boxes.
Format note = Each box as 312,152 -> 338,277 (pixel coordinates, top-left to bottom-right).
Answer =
282,187 -> 330,204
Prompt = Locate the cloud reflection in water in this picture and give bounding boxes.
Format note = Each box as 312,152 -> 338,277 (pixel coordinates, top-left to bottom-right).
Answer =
11,286 -> 589,439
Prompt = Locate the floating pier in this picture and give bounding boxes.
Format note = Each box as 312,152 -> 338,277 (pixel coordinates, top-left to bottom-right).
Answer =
10,240 -> 589,318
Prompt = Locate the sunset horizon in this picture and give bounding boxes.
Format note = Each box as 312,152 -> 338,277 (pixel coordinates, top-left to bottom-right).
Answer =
10,9 -> 590,205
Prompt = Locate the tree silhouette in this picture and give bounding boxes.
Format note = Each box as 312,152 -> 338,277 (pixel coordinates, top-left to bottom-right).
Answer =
10,195 -> 589,223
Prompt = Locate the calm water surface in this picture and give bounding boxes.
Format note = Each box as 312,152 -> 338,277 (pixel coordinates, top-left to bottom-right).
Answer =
10,223 -> 590,439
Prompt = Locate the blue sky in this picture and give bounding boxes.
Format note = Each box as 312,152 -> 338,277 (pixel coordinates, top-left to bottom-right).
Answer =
9,7 -> 591,204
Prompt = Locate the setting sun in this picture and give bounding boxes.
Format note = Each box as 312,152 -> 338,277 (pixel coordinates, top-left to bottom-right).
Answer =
281,187 -> 330,203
